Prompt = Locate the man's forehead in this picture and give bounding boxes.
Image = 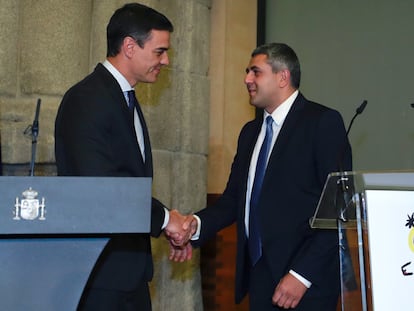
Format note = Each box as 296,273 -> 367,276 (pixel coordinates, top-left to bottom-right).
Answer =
144,29 -> 170,46
247,54 -> 269,68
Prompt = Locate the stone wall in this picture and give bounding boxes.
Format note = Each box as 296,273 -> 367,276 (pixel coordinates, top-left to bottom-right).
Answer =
0,0 -> 210,310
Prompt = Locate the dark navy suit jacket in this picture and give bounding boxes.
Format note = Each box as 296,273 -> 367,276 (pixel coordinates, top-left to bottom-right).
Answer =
55,63 -> 165,291
194,92 -> 352,303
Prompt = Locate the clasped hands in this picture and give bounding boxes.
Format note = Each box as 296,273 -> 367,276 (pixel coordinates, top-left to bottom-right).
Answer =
164,209 -> 197,262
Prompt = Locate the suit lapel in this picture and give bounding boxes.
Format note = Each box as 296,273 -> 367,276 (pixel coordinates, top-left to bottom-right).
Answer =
238,118 -> 262,222
96,64 -> 134,128
134,101 -> 153,176
95,64 -> 152,176
268,93 -> 306,162
258,93 -> 307,193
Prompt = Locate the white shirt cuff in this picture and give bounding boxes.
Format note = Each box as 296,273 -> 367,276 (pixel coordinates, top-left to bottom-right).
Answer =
161,207 -> 169,230
190,214 -> 201,240
289,270 -> 312,288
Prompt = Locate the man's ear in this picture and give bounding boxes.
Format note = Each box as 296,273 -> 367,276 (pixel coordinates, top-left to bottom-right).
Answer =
122,36 -> 136,58
279,69 -> 290,88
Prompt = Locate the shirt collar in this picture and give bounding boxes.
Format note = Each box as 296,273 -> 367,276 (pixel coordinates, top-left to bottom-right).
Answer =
102,60 -> 133,92
264,90 -> 298,126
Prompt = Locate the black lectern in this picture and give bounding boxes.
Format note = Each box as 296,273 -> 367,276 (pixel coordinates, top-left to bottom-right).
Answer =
0,176 -> 151,310
310,171 -> 414,311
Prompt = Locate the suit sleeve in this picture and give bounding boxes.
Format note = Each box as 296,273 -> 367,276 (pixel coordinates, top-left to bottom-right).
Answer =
193,157 -> 240,246
192,123 -> 255,246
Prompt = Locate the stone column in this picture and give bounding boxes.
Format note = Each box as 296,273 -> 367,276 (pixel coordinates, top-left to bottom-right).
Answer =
0,0 -> 210,310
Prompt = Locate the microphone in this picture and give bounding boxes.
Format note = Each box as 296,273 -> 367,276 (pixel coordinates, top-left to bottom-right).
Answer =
346,100 -> 367,136
24,98 -> 41,139
25,99 -> 41,176
32,98 -> 41,140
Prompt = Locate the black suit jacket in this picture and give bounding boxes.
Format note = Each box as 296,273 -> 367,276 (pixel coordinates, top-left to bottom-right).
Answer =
55,63 -> 165,291
194,93 -> 352,303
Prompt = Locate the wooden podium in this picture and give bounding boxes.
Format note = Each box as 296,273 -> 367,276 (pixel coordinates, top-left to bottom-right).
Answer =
0,176 -> 151,310
311,171 -> 414,311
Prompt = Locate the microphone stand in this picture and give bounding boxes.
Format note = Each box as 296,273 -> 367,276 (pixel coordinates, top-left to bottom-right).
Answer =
337,100 -> 367,221
24,99 -> 41,176
336,100 -> 368,300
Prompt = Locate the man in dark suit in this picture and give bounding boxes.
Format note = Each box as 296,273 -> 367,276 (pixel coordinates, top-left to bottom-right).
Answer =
55,3 -> 192,310
170,43 -> 352,310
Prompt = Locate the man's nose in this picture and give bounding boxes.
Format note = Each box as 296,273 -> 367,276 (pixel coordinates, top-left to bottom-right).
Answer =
244,71 -> 254,84
161,52 -> 169,66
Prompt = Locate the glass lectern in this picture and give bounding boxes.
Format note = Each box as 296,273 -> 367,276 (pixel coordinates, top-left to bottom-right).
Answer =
310,171 -> 414,311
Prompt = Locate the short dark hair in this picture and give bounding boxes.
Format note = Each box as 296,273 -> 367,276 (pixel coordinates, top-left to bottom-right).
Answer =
106,3 -> 174,57
252,43 -> 301,89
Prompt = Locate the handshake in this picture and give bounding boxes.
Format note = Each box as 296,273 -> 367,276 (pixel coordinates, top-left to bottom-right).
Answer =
164,210 -> 198,262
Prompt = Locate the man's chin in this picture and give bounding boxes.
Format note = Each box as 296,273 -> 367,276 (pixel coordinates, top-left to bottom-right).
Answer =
249,99 -> 261,108
142,76 -> 158,84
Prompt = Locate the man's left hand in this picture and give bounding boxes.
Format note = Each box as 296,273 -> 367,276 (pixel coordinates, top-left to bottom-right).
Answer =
272,273 -> 308,309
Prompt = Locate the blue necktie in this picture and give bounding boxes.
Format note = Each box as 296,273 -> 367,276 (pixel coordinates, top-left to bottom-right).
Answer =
249,115 -> 274,266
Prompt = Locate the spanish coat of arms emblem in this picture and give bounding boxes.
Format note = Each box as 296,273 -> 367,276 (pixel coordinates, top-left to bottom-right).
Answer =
13,187 -> 46,220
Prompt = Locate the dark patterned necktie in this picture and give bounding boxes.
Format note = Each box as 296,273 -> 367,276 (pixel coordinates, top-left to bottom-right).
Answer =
127,90 -> 137,124
126,89 -> 148,164
249,115 -> 274,266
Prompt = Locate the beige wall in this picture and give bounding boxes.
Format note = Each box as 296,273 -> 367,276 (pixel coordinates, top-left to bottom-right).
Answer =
208,0 -> 257,194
